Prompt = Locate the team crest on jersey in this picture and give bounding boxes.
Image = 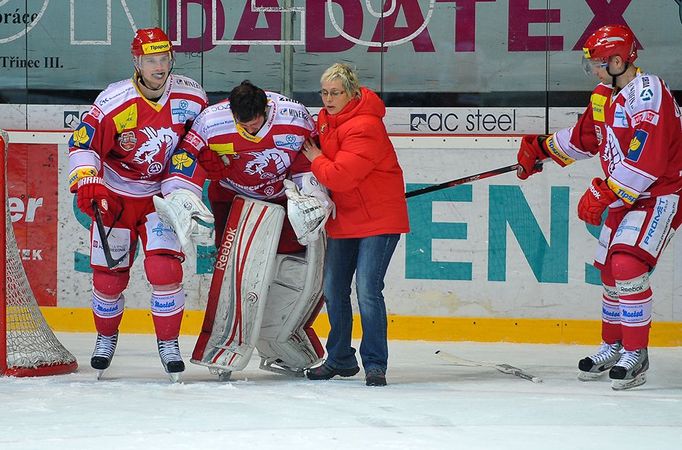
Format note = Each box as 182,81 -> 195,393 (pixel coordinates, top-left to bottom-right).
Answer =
273,134 -> 304,151
69,123 -> 95,148
169,149 -> 198,177
134,126 -> 179,175
245,148 -> 290,180
119,131 -> 137,151
626,129 -> 648,162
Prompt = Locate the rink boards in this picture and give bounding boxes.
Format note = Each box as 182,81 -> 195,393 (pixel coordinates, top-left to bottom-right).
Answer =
5,130 -> 682,345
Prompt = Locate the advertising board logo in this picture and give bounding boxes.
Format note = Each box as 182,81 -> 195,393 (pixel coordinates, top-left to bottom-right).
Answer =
410,114 -> 427,131
409,112 -> 460,132
64,110 -> 87,129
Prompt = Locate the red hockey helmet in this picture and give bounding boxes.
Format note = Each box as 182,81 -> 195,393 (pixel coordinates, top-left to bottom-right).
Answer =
582,24 -> 637,63
131,28 -> 173,57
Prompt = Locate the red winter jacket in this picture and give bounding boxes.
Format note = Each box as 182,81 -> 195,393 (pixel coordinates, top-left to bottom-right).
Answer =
312,87 -> 410,238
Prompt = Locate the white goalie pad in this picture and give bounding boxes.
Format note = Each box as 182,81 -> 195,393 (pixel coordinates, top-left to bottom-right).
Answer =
191,196 -> 284,373
256,235 -> 326,375
284,172 -> 334,245
153,189 -> 214,254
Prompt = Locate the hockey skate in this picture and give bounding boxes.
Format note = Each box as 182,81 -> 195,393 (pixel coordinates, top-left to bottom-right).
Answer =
578,341 -> 622,381
609,348 -> 649,391
91,332 -> 119,380
158,338 -> 185,383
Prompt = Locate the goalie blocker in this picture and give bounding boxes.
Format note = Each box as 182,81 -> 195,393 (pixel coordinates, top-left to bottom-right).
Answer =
191,195 -> 325,377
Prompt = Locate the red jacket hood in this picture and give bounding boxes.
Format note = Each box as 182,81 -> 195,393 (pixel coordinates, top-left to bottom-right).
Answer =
318,87 -> 386,131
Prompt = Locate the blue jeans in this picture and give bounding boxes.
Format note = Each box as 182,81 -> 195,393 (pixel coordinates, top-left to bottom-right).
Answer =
323,234 -> 400,373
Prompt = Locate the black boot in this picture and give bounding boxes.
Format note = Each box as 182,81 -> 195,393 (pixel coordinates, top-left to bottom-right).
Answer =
307,363 -> 359,380
365,368 -> 387,386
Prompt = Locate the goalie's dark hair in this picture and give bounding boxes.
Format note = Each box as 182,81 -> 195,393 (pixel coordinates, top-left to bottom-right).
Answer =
229,80 -> 268,123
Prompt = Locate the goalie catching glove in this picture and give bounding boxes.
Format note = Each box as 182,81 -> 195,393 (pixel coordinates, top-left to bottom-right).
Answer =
153,189 -> 215,253
284,174 -> 334,246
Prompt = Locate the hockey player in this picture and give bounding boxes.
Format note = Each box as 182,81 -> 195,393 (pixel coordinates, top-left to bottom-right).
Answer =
516,24 -> 682,390
166,80 -> 333,378
68,28 -> 210,381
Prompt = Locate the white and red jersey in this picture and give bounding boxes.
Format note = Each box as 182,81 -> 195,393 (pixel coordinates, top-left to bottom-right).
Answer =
544,72 -> 682,205
68,74 -> 208,198
171,92 -> 316,201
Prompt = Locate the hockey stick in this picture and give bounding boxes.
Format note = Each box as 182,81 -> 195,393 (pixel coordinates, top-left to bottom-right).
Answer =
92,202 -> 127,269
405,161 -> 543,199
435,350 -> 543,383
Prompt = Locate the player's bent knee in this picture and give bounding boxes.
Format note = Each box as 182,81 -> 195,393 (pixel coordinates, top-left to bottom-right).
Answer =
93,269 -> 130,297
144,254 -> 183,286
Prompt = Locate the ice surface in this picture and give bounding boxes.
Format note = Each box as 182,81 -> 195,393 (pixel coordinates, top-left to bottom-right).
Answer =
1,333 -> 681,450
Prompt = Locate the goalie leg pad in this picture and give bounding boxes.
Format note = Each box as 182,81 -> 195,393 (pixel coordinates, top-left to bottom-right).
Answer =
256,236 -> 326,374
191,196 -> 285,373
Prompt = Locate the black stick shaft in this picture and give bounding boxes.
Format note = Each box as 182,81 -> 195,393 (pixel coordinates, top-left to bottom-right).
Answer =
405,164 -> 519,198
93,202 -> 126,269
405,161 -> 542,199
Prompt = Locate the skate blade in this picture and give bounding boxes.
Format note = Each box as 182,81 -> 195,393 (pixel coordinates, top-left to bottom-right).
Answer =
168,372 -> 183,384
611,373 -> 646,391
217,371 -> 232,382
96,369 -> 105,380
578,371 -> 606,381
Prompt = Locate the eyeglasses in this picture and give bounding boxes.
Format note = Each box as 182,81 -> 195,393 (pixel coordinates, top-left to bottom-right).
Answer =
318,90 -> 345,99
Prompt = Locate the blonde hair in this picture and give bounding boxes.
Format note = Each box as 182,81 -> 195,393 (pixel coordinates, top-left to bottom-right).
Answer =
320,63 -> 361,97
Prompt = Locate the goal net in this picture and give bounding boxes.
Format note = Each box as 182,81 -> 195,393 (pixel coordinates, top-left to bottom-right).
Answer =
1,129 -> 78,376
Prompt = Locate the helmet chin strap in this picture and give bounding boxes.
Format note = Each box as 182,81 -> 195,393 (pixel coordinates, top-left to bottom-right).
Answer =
607,61 -> 629,90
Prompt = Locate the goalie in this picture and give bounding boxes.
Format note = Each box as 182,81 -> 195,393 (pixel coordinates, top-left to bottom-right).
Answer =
157,80 -> 334,379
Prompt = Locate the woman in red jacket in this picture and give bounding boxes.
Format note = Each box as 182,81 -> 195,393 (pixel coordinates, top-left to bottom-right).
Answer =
301,63 -> 410,386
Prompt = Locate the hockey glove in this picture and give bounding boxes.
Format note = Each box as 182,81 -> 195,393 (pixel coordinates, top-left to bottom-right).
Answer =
284,179 -> 332,245
77,176 -> 116,219
516,135 -> 550,180
577,178 -> 618,226
198,148 -> 230,180
153,189 -> 214,254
